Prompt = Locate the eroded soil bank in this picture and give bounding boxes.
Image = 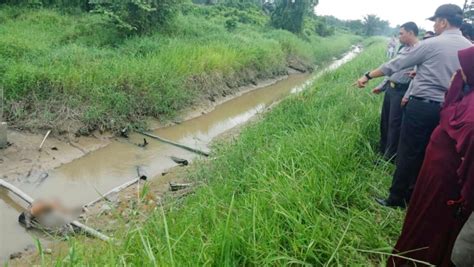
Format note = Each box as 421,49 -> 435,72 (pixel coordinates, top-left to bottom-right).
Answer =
1,46 -> 361,264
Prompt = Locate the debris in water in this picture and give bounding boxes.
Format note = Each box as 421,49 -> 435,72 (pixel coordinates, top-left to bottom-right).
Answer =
51,147 -> 58,151
137,138 -> 148,148
120,128 -> 129,138
136,166 -> 148,180
35,172 -> 49,186
9,252 -> 22,260
170,156 -> 188,166
169,182 -> 193,191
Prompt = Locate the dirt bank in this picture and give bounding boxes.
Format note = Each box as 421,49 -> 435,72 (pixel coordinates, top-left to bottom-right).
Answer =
0,73 -> 292,187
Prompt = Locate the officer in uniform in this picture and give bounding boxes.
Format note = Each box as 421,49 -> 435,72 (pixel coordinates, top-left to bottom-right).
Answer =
372,22 -> 419,161
355,4 -> 473,208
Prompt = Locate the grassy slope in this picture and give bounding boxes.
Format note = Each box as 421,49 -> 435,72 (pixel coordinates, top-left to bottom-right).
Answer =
51,41 -> 404,266
0,5 -> 360,133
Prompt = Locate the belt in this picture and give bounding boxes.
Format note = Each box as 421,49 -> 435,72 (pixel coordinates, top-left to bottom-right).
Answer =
389,81 -> 410,91
409,96 -> 442,105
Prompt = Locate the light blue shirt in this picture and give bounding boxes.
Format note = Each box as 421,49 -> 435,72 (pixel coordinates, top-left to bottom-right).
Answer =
381,29 -> 472,102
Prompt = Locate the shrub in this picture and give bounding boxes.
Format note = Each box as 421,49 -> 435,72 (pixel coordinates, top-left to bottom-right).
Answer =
89,0 -> 182,36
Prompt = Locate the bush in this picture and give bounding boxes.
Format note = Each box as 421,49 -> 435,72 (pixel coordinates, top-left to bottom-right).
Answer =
0,0 -> 92,10
315,22 -> 334,37
0,6 -> 359,133
270,0 -> 316,33
89,0 -> 182,36
225,17 -> 238,31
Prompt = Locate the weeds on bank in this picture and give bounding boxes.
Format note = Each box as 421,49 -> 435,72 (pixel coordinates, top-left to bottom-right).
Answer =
50,42 -> 403,266
0,6 -> 359,133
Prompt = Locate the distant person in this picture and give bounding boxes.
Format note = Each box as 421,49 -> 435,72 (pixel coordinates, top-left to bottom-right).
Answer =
423,30 -> 435,40
387,35 -> 398,58
388,46 -> 474,267
355,4 -> 472,208
460,22 -> 473,42
372,22 -> 419,161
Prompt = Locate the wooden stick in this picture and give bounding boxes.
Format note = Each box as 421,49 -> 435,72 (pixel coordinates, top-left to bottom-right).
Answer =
85,166 -> 148,208
0,179 -> 111,242
38,130 -> 51,151
84,178 -> 139,208
137,131 -> 210,157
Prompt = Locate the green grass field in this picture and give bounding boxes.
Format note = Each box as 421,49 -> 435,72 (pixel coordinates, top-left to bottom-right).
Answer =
42,41 -> 405,266
0,5 -> 360,133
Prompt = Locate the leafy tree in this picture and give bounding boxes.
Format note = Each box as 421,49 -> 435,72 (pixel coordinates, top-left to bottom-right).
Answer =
270,0 -> 318,33
0,0 -> 92,9
363,14 -> 390,36
89,0 -> 181,36
313,17 -> 334,36
464,0 -> 473,22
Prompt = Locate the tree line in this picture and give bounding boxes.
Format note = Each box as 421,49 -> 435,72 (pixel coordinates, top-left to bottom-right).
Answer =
0,0 -> 400,37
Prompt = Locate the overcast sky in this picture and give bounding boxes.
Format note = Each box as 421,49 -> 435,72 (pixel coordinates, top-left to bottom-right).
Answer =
315,0 -> 467,30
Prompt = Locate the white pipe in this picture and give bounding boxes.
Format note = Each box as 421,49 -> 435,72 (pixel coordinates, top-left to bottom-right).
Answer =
137,131 -> 210,157
84,178 -> 140,208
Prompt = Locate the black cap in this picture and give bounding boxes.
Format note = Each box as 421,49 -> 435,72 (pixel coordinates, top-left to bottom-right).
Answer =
427,4 -> 463,21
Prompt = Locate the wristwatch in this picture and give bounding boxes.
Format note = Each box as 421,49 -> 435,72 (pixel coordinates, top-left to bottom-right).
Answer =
364,71 -> 373,80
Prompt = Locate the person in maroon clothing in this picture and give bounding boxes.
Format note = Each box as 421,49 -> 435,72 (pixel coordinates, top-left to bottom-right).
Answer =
388,46 -> 474,266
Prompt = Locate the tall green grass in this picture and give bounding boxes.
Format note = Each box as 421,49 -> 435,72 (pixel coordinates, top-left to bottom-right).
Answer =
51,42 -> 403,266
0,6 -> 360,133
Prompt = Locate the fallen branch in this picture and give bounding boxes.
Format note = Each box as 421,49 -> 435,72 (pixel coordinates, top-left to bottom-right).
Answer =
38,130 -> 51,151
137,131 -> 209,157
85,167 -> 148,208
0,179 -> 110,242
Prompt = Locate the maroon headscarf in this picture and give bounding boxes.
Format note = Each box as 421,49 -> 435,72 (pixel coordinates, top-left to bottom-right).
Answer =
444,46 -> 474,105
459,47 -> 474,89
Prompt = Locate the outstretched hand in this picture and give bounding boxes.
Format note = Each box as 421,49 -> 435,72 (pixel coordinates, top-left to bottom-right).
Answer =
372,88 -> 382,94
355,76 -> 369,88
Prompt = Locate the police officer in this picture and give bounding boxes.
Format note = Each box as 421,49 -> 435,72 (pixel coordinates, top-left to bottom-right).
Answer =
372,22 -> 419,162
356,4 -> 473,208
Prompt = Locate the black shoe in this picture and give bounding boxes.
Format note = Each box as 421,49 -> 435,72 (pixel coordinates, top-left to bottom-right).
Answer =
375,197 -> 406,209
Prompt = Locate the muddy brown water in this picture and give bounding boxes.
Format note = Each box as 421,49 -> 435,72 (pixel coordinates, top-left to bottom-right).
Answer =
0,46 -> 361,263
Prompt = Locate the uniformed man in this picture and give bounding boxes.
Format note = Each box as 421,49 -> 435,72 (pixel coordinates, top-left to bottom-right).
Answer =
372,22 -> 419,162
355,4 -> 473,208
